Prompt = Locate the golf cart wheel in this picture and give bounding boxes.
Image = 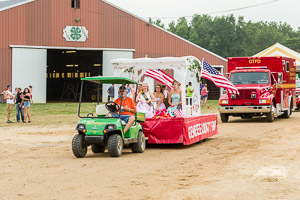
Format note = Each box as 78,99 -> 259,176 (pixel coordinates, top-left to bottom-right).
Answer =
220,114 -> 229,123
91,144 -> 105,153
72,134 -> 87,158
108,134 -> 123,157
131,131 -> 146,153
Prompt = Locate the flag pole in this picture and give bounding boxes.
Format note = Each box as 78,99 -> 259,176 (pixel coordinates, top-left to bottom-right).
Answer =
199,58 -> 205,114
199,57 -> 204,79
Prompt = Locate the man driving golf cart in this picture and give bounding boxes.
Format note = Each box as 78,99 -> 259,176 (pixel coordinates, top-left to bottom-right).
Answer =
107,86 -> 136,134
72,76 -> 146,158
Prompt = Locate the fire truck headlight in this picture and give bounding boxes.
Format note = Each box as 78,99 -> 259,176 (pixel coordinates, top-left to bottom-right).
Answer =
259,99 -> 270,104
251,93 -> 256,99
220,100 -> 228,104
231,94 -> 236,99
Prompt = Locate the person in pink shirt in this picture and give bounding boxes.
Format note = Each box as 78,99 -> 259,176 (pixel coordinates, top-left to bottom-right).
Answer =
201,84 -> 209,106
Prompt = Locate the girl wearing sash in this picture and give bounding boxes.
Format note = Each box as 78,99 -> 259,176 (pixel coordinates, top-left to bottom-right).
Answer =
167,80 -> 182,117
136,83 -> 156,118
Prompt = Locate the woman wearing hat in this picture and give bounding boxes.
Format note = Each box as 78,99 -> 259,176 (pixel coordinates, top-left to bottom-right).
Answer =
201,83 -> 209,106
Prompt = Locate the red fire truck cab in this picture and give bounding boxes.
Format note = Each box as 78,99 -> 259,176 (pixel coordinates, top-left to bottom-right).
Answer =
296,79 -> 300,110
219,56 -> 296,122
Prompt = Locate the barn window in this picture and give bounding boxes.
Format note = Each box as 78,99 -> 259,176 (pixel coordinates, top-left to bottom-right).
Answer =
71,0 -> 80,8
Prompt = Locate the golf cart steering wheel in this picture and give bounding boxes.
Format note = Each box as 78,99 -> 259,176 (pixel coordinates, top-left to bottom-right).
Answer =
87,113 -> 94,117
105,101 -> 120,113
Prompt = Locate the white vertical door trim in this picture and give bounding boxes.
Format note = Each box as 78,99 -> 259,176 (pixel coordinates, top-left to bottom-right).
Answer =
12,48 -> 47,103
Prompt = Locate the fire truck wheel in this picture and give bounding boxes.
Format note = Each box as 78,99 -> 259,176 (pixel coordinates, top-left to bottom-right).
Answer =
283,109 -> 290,118
266,110 -> 274,122
220,114 -> 229,123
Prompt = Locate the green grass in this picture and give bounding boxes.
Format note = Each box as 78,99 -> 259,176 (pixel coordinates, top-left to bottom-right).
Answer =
28,103 -> 96,115
0,101 -> 219,127
0,102 -> 97,127
201,100 -> 219,113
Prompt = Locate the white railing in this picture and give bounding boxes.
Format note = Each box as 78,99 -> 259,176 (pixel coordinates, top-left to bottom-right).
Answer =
186,97 -> 193,116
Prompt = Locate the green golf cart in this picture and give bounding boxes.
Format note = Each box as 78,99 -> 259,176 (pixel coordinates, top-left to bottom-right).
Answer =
72,76 -> 146,158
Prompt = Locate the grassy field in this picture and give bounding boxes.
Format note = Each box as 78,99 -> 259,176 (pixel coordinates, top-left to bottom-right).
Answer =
0,100 -> 219,127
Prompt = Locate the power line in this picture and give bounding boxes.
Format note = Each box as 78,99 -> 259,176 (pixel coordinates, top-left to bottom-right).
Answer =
146,0 -> 281,19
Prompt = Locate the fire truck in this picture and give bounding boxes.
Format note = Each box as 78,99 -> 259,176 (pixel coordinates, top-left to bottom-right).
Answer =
296,79 -> 300,110
219,56 -> 296,122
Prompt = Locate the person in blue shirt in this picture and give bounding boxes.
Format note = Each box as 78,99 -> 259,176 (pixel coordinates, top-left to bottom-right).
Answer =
199,80 -> 204,93
126,84 -> 131,95
199,80 -> 204,100
107,84 -> 115,101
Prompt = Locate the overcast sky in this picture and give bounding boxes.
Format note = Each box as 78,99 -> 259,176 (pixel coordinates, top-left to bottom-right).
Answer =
105,0 -> 299,30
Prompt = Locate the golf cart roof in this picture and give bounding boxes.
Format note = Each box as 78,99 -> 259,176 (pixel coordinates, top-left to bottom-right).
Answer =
81,76 -> 138,84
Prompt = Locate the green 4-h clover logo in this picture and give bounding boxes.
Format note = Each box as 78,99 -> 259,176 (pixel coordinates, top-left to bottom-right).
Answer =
70,27 -> 82,40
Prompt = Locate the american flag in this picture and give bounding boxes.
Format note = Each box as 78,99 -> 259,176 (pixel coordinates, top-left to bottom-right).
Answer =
145,69 -> 174,89
174,108 -> 184,117
201,61 -> 239,94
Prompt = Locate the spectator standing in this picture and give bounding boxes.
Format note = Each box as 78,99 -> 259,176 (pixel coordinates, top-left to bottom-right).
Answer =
185,85 -> 188,96
29,85 -> 33,103
4,85 -> 14,123
22,88 -> 31,123
126,84 -> 132,98
199,80 -> 204,95
15,87 -> 24,123
107,84 -> 115,102
201,84 -> 209,107
187,82 -> 194,105
126,84 -> 131,94
13,88 -> 18,98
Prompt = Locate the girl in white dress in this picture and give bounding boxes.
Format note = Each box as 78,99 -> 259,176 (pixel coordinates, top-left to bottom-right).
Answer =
136,83 -> 156,118
153,85 -> 166,112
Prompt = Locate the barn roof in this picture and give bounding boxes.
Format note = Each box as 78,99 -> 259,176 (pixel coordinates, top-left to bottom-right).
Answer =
0,0 -> 35,12
0,0 -> 227,63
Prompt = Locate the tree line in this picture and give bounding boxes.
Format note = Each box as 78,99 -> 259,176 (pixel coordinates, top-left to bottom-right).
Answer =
149,14 -> 300,58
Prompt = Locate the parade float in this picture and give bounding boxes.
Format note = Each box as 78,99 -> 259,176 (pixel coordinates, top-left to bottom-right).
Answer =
111,56 -> 218,145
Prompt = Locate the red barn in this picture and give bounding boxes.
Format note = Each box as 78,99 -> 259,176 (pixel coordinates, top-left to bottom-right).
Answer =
0,0 -> 227,102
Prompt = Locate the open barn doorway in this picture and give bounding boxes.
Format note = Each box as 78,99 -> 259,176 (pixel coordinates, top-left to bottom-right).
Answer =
47,49 -> 103,102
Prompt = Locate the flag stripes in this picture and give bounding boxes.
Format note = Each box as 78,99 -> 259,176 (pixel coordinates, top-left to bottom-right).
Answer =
145,69 -> 174,89
173,108 -> 184,117
201,61 -> 239,94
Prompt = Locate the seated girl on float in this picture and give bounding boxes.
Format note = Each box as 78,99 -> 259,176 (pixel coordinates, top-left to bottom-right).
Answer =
136,83 -> 156,118
153,84 -> 166,112
167,80 -> 182,116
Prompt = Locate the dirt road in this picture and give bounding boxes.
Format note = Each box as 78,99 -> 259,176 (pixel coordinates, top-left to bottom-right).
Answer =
1,112 -> 300,200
